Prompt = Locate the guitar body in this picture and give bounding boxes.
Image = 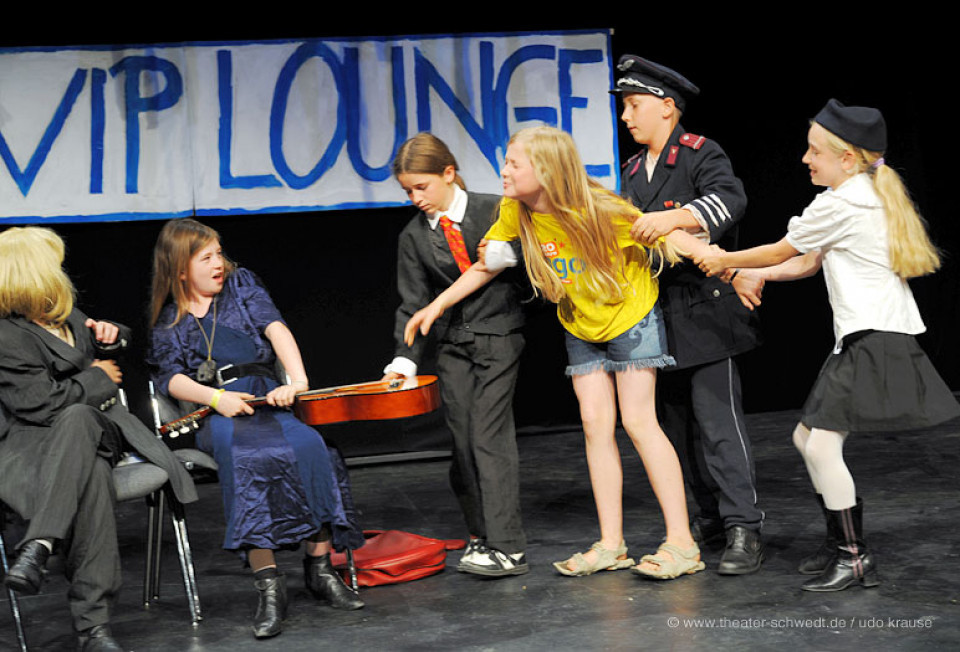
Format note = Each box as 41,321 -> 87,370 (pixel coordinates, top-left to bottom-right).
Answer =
295,375 -> 441,426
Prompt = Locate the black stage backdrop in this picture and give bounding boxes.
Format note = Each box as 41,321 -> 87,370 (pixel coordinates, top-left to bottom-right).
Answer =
3,14 -> 954,456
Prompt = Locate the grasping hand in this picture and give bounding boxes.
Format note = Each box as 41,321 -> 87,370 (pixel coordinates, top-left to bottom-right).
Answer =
85,318 -> 119,344
731,269 -> 764,311
213,391 -> 256,417
266,383 -> 303,408
696,245 -> 729,277
630,209 -> 686,244
91,359 -> 122,384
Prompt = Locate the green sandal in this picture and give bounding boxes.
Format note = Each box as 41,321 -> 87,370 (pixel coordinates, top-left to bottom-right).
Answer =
632,542 -> 705,580
553,541 -> 636,576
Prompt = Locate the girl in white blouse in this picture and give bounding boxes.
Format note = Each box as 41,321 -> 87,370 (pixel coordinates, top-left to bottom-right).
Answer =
699,99 -> 959,592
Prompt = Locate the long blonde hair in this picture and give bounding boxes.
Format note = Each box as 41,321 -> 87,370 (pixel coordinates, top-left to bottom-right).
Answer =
0,226 -> 75,326
821,128 -> 940,278
149,218 -> 236,327
507,126 -> 679,303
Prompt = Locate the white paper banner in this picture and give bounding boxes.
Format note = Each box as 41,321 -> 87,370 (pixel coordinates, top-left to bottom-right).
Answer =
0,30 -> 617,224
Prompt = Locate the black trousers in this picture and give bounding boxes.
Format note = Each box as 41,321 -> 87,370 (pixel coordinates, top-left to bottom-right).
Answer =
437,332 -> 526,553
658,357 -> 763,532
0,404 -> 122,631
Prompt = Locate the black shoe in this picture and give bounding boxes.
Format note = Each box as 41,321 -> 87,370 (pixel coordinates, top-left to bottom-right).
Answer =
717,526 -> 764,575
77,624 -> 123,651
303,554 -> 364,610
458,545 -> 529,577
252,573 -> 287,639
802,503 -> 879,592
690,517 -> 726,548
4,539 -> 50,595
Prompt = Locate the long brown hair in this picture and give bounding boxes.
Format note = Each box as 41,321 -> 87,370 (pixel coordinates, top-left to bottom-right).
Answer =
508,126 -> 680,303
393,132 -> 467,190
149,218 -> 236,327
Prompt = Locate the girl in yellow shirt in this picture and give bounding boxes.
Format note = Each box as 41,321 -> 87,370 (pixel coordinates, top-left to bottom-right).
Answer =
406,126 -> 715,579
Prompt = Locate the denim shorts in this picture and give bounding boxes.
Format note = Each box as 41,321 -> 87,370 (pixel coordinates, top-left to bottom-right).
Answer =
564,304 -> 675,376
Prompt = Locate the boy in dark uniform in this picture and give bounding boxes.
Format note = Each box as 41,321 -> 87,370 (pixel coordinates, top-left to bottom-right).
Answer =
612,54 -> 765,574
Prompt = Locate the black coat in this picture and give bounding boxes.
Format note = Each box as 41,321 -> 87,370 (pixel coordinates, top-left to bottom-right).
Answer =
0,310 -> 197,504
622,124 -> 761,369
392,192 -> 527,366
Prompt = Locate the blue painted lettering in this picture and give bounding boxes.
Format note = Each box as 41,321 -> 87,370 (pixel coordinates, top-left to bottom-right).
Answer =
0,69 -> 86,196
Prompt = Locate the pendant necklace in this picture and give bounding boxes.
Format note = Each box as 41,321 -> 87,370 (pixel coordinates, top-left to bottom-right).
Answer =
193,296 -> 218,384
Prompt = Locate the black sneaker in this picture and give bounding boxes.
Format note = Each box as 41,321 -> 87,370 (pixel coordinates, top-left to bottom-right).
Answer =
458,545 -> 528,577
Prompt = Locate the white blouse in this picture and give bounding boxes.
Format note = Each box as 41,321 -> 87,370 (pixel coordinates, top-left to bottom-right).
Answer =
786,173 -> 925,351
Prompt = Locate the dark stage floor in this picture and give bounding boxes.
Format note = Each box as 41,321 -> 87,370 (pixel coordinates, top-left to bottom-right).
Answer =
4,406 -> 959,651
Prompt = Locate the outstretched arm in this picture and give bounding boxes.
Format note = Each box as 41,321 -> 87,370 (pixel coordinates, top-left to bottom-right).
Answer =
698,237 -> 800,277
403,264 -> 502,346
755,250 -> 823,282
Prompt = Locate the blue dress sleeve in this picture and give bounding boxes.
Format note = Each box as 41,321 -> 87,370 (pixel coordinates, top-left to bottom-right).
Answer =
231,268 -> 285,333
146,306 -> 195,396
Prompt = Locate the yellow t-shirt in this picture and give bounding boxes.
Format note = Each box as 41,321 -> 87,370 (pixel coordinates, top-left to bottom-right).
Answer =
484,198 -> 658,343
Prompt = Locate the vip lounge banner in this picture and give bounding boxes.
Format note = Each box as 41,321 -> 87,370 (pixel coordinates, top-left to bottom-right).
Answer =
0,30 -> 617,224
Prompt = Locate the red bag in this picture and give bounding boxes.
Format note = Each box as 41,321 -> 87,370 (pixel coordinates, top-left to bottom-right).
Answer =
330,530 -> 465,587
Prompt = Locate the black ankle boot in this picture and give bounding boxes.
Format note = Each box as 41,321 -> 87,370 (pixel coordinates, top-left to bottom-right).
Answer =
76,624 -> 123,651
798,495 -> 841,575
4,539 -> 50,595
303,554 -> 364,610
802,502 -> 879,592
252,572 -> 287,638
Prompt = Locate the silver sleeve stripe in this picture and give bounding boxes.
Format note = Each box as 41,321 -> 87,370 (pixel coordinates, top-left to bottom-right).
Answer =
691,194 -> 731,228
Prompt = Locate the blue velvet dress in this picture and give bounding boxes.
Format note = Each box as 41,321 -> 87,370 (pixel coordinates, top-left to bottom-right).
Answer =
147,268 -> 362,552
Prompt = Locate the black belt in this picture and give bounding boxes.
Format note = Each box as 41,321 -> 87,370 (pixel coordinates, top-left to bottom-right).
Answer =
215,362 -> 277,387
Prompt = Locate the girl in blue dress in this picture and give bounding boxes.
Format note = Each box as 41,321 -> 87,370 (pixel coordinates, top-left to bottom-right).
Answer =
147,218 -> 364,639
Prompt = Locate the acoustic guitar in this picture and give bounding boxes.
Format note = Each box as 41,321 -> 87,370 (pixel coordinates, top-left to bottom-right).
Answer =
159,375 -> 440,438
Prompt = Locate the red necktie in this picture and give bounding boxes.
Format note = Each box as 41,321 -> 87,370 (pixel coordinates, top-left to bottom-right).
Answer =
439,215 -> 472,274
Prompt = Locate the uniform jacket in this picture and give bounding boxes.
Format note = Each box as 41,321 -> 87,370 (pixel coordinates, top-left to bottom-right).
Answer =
622,123 -> 761,369
0,310 -> 197,504
392,192 -> 527,366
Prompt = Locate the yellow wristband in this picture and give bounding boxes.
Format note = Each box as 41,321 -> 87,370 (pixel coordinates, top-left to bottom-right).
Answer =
209,388 -> 225,409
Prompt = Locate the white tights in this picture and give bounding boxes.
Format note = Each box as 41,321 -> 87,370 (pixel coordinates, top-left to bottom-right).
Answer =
792,423 -> 856,510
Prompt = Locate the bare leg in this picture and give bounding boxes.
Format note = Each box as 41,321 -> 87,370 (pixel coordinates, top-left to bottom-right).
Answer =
560,369 -> 630,569
615,367 -> 696,571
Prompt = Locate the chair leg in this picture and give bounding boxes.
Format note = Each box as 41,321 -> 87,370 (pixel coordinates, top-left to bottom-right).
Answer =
346,548 -> 358,592
1,530 -> 29,651
167,494 -> 202,625
143,490 -> 165,606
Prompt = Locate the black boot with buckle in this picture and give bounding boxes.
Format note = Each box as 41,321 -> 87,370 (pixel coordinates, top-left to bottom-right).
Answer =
304,553 -> 364,610
798,495 -> 852,575
801,501 -> 879,592
252,571 -> 287,638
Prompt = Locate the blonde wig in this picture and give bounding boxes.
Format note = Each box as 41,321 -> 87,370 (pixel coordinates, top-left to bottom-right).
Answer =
0,226 -> 75,326
507,126 -> 680,303
820,128 -> 940,278
150,218 -> 236,327
393,132 -> 467,190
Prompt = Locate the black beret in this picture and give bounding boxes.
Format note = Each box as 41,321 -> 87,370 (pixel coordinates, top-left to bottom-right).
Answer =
611,54 -> 700,112
814,99 -> 887,152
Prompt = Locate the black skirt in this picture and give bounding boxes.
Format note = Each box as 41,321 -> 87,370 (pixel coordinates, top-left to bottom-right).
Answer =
802,331 -> 960,432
